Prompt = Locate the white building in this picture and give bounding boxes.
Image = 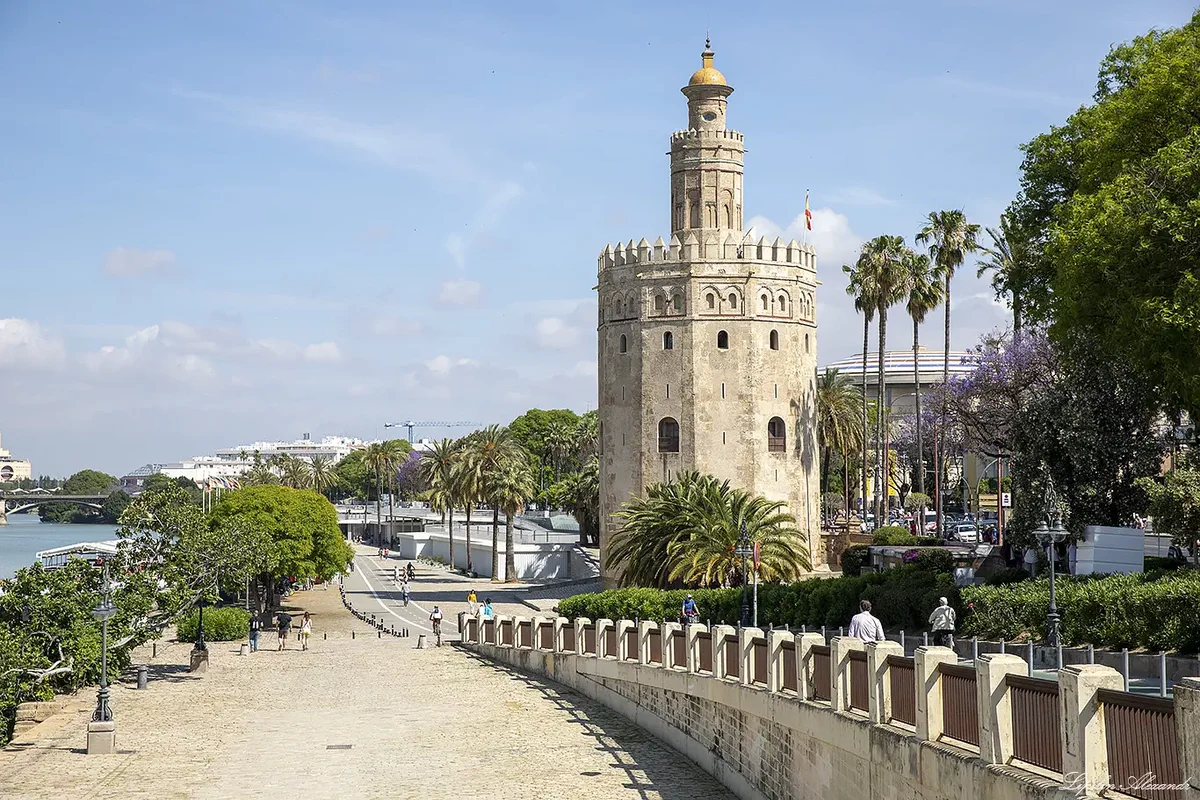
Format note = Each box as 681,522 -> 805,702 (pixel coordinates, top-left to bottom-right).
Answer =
0,432 -> 32,483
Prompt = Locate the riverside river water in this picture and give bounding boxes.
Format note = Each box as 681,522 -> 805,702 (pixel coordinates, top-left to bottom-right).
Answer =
0,514 -> 118,579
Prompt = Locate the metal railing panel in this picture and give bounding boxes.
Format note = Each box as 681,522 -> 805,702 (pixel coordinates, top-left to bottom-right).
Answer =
697,632 -> 713,673
886,655 -> 916,726
781,641 -> 797,692
1097,688 -> 1181,800
752,640 -> 768,686
848,650 -> 869,713
538,624 -> 554,651
624,629 -> 638,662
649,630 -> 662,664
938,662 -> 979,746
1007,674 -> 1062,773
812,644 -> 832,702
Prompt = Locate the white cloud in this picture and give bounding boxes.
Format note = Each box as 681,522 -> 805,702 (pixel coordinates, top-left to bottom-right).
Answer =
747,206 -> 863,270
0,319 -> 67,369
534,317 -> 581,350
303,342 -> 341,363
103,247 -> 177,277
425,355 -> 479,376
437,279 -> 483,308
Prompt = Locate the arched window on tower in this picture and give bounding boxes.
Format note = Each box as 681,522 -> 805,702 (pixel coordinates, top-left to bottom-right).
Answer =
768,417 -> 786,452
672,293 -> 684,313
779,294 -> 788,314
769,330 -> 779,350
728,292 -> 738,310
619,334 -> 628,354
658,417 -> 680,453
724,204 -> 732,228
717,330 -> 729,349
761,294 -> 769,312
706,292 -> 715,310
654,295 -> 665,314
663,332 -> 673,350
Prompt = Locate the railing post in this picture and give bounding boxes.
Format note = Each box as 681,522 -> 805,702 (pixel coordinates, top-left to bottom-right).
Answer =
596,618 -> 615,659
1174,677 -> 1200,800
638,619 -> 657,666
574,617 -> 591,657
830,636 -> 865,713
915,645 -> 958,742
615,618 -> 636,661
768,628 -> 795,694
1058,663 -> 1123,789
867,640 -> 903,724
552,617 -> 568,653
975,654 -> 1027,765
661,622 -> 682,670
796,632 -> 826,701
686,623 -> 709,674
740,626 -> 764,688
712,624 -> 736,681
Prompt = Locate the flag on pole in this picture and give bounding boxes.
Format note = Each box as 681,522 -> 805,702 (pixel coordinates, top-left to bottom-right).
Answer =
804,189 -> 812,231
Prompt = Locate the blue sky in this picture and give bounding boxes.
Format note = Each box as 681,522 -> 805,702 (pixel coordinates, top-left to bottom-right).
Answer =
1,0 -> 1194,476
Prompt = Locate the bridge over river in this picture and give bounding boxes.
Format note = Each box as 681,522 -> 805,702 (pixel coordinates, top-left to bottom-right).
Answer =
0,493 -> 108,524
0,545 -> 729,800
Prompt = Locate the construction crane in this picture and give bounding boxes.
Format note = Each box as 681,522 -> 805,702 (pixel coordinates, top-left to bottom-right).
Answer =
383,420 -> 483,443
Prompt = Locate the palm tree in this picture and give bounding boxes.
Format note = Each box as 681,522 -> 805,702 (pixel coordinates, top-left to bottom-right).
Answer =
904,250 -> 944,510
468,425 -> 524,580
573,412 -> 600,462
607,472 -> 810,588
362,443 -> 386,537
544,420 -> 574,485
419,438 -> 460,566
916,210 -> 981,533
279,455 -> 311,489
852,235 -> 911,524
308,454 -> 340,499
815,368 -> 861,528
843,260 -> 878,526
490,457 -> 536,582
977,213 -> 1029,335
378,440 -> 407,545
555,458 -> 600,547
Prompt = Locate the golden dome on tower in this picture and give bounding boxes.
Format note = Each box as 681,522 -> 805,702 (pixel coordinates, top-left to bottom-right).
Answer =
688,39 -> 727,86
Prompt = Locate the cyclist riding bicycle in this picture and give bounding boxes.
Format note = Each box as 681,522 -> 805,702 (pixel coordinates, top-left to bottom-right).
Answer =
681,594 -> 698,625
429,605 -> 444,647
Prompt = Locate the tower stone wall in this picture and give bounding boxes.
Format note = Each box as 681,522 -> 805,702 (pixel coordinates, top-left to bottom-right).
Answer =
597,44 -> 822,583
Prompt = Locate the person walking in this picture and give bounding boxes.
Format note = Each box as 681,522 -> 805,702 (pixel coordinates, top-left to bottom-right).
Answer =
276,611 -> 293,651
299,612 -> 313,651
429,605 -> 444,646
929,597 -> 956,648
401,579 -> 410,607
847,600 -> 886,642
249,613 -> 261,653
482,599 -> 494,620
467,589 -> 478,616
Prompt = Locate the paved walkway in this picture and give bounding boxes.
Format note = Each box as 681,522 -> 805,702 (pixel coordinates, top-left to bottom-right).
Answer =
0,557 -> 730,800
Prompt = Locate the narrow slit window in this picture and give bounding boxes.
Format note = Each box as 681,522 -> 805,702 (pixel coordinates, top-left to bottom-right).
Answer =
769,330 -> 779,350
717,330 -> 729,349
619,334 -> 627,354
663,331 -> 673,350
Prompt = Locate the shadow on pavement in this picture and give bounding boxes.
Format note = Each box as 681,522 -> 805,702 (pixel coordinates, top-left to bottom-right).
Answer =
457,647 -> 730,800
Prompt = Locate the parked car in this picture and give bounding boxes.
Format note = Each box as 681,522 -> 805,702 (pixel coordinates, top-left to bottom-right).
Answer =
948,524 -> 980,544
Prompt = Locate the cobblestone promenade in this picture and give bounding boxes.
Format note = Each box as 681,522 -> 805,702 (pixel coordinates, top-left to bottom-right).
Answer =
0,553 -> 729,800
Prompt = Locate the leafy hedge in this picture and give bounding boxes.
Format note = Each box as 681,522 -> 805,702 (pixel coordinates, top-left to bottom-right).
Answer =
961,570 -> 1200,653
872,526 -> 917,545
558,566 -> 958,632
176,607 -> 250,643
839,545 -> 871,575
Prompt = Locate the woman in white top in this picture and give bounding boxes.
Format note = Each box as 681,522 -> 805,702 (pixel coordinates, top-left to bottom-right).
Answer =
299,612 -> 313,651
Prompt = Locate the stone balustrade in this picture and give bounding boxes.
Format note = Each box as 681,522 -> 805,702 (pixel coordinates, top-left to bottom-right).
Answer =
463,613 -> 1200,800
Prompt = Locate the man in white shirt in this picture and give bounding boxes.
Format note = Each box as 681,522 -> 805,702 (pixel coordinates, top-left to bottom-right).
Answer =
847,600 -> 886,642
929,597 -> 957,648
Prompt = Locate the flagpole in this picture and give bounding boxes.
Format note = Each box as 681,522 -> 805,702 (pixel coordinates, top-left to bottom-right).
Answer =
802,188 -> 811,248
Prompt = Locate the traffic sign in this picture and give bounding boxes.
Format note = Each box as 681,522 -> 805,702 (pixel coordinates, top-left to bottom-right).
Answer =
1001,492 -> 1012,508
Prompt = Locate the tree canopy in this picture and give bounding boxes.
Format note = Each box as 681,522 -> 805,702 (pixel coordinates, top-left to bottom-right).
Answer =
1010,10 -> 1200,416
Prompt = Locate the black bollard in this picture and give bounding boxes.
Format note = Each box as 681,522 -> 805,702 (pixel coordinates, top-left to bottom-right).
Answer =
324,632 -> 327,640
378,630 -> 381,639
352,631 -> 355,640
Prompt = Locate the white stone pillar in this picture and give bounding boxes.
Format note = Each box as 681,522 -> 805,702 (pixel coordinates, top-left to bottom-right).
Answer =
552,617 -> 568,653
638,620 -> 658,666
661,622 -> 683,670
866,640 -> 904,724
615,619 -> 636,661
830,636 -> 866,713
976,654 -> 1027,765
711,624 -> 737,681
767,629 -> 795,694
796,632 -> 826,701
596,618 -> 615,659
1174,677 -> 1200,800
1059,663 -> 1123,790
740,627 -> 764,688
574,617 -> 591,657
915,645 -> 958,741
686,623 -> 709,674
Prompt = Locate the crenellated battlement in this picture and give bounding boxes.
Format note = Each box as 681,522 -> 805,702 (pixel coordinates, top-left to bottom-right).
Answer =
597,231 -> 815,272
670,129 -> 745,145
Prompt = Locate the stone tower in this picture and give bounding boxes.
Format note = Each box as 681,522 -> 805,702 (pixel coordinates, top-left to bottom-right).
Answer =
596,42 -> 822,583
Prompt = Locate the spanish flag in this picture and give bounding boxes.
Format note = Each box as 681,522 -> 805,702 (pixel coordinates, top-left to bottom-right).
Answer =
805,190 -> 812,231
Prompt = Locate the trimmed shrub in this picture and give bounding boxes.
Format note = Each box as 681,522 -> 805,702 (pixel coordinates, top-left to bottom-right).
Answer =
872,526 -> 918,546
176,607 -> 250,643
985,567 -> 1031,586
917,537 -> 943,546
558,567 -> 959,633
909,548 -> 955,574
962,570 -> 1200,653
1143,557 -> 1185,573
839,545 -> 871,576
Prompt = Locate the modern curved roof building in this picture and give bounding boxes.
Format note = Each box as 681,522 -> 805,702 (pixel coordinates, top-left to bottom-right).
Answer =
821,347 -> 975,413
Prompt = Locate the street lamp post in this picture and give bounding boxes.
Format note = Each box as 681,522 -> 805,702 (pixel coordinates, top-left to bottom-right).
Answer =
91,560 -> 117,724
195,598 -> 208,653
1034,482 -> 1069,648
734,521 -> 752,628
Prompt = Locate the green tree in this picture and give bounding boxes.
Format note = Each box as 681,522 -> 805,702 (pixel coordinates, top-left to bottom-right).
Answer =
419,438 -> 461,565
815,368 -> 861,523
507,408 -> 581,465
39,469 -> 117,523
976,214 -> 1032,334
99,490 -> 131,524
904,249 -> 943,510
330,449 -> 372,500
1138,468 -> 1200,561
843,256 -> 879,521
308,454 -> 340,499
489,457 -> 536,582
464,425 -> 524,580
552,458 -> 599,547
